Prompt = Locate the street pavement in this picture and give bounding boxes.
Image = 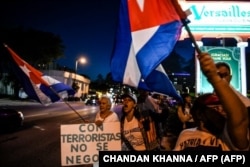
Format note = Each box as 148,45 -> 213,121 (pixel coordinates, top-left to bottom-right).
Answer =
0,98 -> 40,106
0,98 -> 73,106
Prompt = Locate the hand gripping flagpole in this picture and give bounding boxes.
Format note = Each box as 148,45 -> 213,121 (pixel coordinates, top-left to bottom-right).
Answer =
171,0 -> 202,55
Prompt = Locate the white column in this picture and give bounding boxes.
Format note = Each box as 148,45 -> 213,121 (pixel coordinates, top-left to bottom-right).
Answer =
237,42 -> 248,96
194,41 -> 203,96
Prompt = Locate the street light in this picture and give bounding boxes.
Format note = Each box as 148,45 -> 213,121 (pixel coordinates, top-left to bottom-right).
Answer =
74,57 -> 87,97
75,57 -> 87,76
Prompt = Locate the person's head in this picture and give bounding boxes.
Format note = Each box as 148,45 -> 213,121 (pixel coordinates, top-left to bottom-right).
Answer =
122,93 -> 137,115
215,62 -> 232,83
137,89 -> 150,102
190,93 -> 227,136
99,96 -> 112,113
181,93 -> 192,104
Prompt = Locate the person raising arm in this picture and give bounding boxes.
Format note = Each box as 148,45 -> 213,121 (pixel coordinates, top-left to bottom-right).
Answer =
198,52 -> 249,150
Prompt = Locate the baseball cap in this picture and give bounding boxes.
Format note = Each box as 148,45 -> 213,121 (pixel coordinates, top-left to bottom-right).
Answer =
191,93 -> 226,135
200,94 -> 220,105
191,93 -> 220,115
121,93 -> 137,103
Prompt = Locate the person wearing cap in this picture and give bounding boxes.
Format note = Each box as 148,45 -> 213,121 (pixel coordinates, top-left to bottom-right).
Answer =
173,52 -> 249,151
120,92 -> 159,151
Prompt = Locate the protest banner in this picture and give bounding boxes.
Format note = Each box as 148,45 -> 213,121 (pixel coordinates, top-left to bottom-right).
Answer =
60,122 -> 121,166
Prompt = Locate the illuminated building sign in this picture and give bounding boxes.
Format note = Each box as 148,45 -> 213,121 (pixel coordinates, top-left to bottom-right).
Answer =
198,46 -> 241,94
180,1 -> 250,34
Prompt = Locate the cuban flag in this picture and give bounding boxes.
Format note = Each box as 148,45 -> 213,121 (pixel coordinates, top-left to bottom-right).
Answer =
111,0 -> 183,100
5,44 -> 75,106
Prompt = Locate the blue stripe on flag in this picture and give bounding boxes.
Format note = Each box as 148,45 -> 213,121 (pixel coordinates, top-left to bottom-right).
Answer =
110,0 -> 131,82
137,21 -> 182,79
111,0 -> 182,100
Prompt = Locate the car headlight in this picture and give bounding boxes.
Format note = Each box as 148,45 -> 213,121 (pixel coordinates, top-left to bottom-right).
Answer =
18,111 -> 24,120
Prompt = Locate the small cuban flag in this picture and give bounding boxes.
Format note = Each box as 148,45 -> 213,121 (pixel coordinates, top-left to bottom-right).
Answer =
4,44 -> 75,106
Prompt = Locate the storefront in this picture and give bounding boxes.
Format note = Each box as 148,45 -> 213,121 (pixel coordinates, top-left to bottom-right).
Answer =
179,0 -> 250,95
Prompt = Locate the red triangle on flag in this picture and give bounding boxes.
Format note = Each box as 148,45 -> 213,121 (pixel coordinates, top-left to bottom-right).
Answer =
128,0 -> 180,32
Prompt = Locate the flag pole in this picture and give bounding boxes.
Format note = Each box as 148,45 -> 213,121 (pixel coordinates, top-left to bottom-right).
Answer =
48,87 -> 87,122
171,0 -> 202,54
170,0 -> 202,97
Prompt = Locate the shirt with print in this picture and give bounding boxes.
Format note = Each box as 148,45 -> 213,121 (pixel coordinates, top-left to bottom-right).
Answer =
173,127 -> 231,151
123,116 -> 146,151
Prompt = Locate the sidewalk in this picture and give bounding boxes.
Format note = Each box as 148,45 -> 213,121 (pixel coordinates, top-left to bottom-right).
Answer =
0,98 -> 82,106
0,98 -> 40,106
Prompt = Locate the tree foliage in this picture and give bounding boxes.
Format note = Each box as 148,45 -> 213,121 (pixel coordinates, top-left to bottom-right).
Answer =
0,27 -> 65,68
0,27 -> 65,97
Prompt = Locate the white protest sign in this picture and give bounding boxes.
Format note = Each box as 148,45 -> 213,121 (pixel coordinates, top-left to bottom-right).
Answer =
60,122 -> 121,166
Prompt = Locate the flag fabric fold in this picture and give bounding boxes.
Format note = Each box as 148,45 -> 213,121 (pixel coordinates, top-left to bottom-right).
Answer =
111,0 -> 182,100
5,45 -> 75,105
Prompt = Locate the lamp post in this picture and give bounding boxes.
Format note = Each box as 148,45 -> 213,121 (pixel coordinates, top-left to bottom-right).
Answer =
73,57 -> 87,97
75,57 -> 87,78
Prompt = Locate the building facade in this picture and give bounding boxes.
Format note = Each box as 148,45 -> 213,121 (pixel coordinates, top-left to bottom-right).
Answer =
42,70 -> 91,98
0,70 -> 90,98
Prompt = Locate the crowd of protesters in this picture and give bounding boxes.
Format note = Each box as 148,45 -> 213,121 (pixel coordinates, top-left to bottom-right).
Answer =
93,52 -> 249,152
104,52 -> 249,151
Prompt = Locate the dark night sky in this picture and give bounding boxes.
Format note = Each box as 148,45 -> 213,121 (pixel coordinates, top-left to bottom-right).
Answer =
0,0 -> 121,80
1,0 -> 249,82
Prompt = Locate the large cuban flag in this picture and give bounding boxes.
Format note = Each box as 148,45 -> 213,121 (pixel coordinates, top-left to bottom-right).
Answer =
111,0 -> 183,100
5,44 -> 75,106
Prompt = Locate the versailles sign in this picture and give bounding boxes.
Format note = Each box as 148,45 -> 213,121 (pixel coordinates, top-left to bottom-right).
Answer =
179,1 -> 250,95
180,1 -> 250,34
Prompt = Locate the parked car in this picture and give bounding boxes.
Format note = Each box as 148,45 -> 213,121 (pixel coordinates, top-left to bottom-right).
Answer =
85,97 -> 99,106
0,106 -> 24,132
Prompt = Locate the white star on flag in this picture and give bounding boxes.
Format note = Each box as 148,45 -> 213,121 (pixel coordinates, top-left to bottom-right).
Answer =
19,64 -> 31,78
